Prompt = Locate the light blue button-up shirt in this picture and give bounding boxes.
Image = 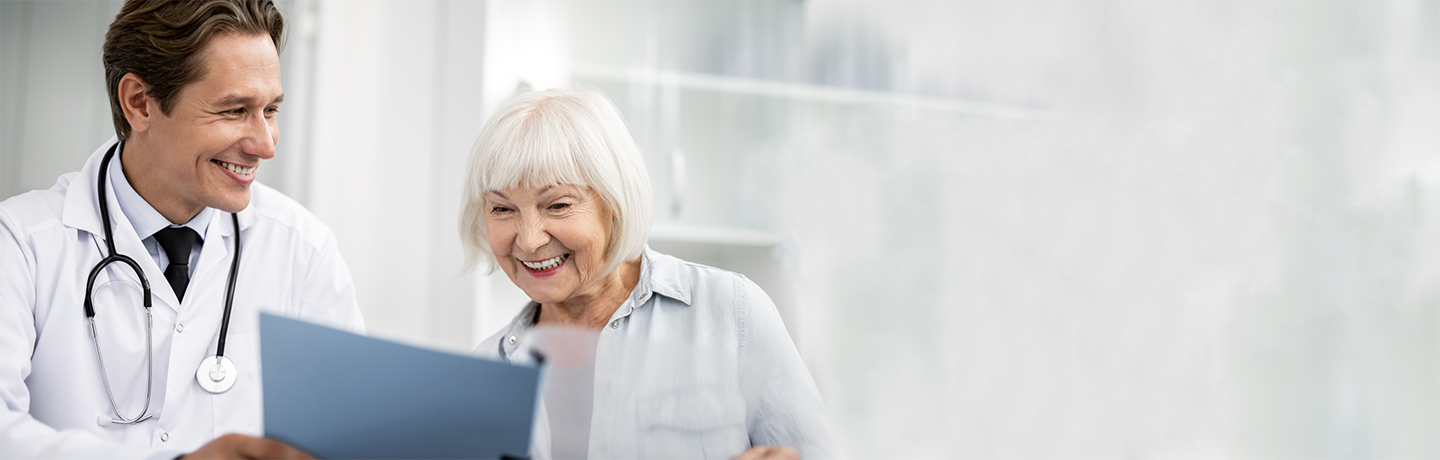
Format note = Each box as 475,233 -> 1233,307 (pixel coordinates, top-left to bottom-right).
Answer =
479,248 -> 839,459
109,142 -> 214,277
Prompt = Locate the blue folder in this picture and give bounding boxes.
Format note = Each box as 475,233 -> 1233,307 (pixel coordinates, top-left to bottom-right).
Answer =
260,313 -> 541,459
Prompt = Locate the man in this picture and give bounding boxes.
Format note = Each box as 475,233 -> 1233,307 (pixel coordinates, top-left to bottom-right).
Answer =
0,1 -> 363,458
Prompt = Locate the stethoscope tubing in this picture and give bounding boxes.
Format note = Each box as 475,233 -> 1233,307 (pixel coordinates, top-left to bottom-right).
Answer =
217,212 -> 240,358
86,142 -> 242,425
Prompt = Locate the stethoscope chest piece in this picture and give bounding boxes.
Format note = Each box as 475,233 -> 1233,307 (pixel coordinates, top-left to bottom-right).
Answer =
196,355 -> 237,394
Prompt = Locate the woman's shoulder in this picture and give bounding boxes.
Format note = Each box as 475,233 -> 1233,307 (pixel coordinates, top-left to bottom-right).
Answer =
644,250 -> 783,348
644,249 -> 770,308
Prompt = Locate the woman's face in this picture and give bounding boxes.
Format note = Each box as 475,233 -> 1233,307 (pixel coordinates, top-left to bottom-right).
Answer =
484,183 -> 614,305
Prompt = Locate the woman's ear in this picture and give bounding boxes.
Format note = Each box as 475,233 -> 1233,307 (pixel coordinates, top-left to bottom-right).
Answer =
117,73 -> 154,134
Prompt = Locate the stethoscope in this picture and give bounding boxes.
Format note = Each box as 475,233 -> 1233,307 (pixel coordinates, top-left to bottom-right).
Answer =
86,142 -> 243,426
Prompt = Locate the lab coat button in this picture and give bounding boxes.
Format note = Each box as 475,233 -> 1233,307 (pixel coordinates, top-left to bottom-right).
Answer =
175,323 -> 184,333
609,319 -> 619,329
160,432 -> 169,442
507,336 -> 517,345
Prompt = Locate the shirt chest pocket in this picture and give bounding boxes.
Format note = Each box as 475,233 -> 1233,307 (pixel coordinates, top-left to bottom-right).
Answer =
637,387 -> 748,459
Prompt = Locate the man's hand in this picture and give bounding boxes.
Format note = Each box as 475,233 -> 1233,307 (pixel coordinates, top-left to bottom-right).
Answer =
732,446 -> 800,460
179,433 -> 313,460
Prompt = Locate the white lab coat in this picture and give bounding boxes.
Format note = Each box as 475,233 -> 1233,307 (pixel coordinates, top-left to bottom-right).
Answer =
0,139 -> 366,459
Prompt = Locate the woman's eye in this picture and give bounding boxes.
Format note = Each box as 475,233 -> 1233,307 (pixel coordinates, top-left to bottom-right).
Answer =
549,203 -> 571,211
490,206 -> 511,214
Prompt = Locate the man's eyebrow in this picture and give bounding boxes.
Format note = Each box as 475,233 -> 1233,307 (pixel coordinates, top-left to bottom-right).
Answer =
214,95 -> 255,107
214,94 -> 285,107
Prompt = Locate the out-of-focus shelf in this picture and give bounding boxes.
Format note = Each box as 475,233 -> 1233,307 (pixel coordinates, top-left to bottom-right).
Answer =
649,223 -> 782,247
572,65 -> 1053,121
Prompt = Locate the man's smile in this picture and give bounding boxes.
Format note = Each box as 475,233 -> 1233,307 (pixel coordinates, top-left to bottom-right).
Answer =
212,159 -> 256,176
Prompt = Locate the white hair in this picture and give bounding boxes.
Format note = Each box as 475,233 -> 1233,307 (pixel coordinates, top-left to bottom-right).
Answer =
460,87 -> 652,277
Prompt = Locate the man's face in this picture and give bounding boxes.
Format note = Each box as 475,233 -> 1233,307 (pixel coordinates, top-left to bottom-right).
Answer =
136,32 -> 282,216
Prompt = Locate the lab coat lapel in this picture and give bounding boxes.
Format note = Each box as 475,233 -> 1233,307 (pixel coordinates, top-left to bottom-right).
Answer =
110,199 -> 180,313
190,193 -> 258,317
210,194 -> 259,240
62,138 -> 183,315
192,210 -> 234,308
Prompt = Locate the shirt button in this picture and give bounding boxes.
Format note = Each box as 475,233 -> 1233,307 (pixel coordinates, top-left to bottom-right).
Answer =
507,336 -> 517,345
609,319 -> 619,329
160,432 -> 169,442
175,323 -> 184,333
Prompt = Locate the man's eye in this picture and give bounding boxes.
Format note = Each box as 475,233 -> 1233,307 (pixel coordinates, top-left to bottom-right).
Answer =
224,108 -> 245,116
265,106 -> 280,116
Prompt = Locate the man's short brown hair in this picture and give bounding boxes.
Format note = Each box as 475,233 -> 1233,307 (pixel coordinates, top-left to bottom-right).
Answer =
103,0 -> 285,141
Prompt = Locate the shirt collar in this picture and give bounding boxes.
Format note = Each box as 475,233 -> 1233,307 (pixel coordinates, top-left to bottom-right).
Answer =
109,141 -> 214,240
643,247 -> 692,306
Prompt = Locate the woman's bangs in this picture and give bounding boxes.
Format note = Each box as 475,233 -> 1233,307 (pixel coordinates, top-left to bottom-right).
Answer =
481,116 -> 588,192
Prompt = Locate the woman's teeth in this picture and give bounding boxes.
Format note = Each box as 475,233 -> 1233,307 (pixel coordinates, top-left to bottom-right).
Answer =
219,161 -> 256,175
523,254 -> 567,271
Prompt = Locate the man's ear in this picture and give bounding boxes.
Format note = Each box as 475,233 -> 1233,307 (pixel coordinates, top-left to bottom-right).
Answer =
118,73 -> 154,134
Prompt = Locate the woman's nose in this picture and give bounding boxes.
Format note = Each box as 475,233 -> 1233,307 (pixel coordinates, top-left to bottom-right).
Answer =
515,216 -> 550,253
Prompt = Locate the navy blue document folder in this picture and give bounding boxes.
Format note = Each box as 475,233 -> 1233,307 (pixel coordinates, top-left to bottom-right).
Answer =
260,313 -> 541,459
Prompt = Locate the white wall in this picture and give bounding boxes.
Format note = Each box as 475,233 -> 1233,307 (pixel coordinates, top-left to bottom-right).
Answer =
849,4 -> 1440,458
299,0 -> 484,352
548,2 -> 1440,458
1,0 -> 121,198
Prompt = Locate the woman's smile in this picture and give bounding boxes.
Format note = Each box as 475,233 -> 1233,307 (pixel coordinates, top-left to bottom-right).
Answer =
521,253 -> 570,277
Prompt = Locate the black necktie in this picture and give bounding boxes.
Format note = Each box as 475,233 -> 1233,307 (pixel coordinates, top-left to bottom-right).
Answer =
154,227 -> 199,302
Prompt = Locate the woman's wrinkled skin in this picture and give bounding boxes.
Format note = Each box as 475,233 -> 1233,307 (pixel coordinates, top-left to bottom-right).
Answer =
485,184 -> 639,329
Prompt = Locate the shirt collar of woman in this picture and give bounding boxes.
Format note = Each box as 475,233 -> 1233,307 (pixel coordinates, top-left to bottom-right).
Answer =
498,247 -> 699,360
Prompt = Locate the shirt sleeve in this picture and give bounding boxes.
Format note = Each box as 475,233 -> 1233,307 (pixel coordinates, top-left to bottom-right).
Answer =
295,229 -> 366,334
0,210 -> 184,460
734,275 -> 841,459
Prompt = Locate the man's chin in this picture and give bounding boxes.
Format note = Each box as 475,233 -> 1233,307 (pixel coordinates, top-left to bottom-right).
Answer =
210,191 -> 252,214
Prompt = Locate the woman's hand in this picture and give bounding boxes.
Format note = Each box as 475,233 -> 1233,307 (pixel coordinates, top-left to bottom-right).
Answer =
732,446 -> 800,460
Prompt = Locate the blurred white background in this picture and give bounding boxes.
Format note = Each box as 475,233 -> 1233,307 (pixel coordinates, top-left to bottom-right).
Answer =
4,1 -> 1438,458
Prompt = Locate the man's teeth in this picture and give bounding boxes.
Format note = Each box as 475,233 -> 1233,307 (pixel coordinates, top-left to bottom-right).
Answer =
220,162 -> 256,175
523,254 -> 567,271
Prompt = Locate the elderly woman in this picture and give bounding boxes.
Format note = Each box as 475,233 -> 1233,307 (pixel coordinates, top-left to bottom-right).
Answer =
461,88 -> 836,459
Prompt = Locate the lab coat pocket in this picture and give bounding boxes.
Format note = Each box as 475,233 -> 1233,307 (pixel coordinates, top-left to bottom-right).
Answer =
637,387 -> 748,459
211,331 -> 263,437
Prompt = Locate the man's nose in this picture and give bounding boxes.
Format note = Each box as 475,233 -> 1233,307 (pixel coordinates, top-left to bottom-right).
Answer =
243,114 -> 277,160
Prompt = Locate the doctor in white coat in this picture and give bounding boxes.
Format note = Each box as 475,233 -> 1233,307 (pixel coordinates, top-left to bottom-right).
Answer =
0,1 -> 363,458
